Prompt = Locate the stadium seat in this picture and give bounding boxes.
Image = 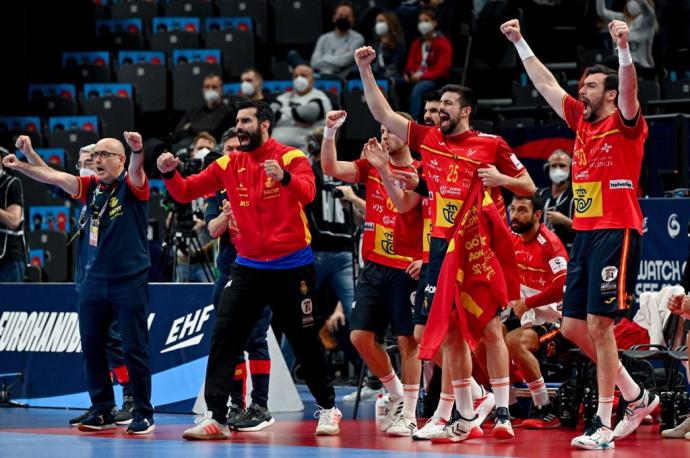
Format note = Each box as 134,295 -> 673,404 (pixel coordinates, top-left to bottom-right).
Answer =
46,116 -> 100,165
342,79 -> 389,141
163,0 -> 214,18
61,51 -> 112,84
82,83 -> 136,138
218,0 -> 268,44
271,0 -> 322,45
96,18 -> 145,51
26,230 -> 69,282
0,116 -> 43,151
171,50 -> 222,111
110,0 -> 159,20
116,51 -> 168,113
203,17 -> 255,78
150,17 -> 201,54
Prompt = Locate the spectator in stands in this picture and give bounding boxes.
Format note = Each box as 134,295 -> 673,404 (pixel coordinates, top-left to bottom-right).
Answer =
309,1 -> 365,78
76,144 -> 97,177
596,0 -> 657,71
238,68 -> 271,103
8,132 -> 155,435
404,10 -> 453,121
536,149 -> 575,252
171,73 -> 235,150
271,65 -> 333,151
504,194 -> 570,430
371,11 -> 407,83
0,147 -> 26,282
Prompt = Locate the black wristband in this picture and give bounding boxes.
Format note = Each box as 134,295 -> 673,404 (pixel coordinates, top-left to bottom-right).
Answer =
280,170 -> 292,186
131,149 -> 142,154
413,176 -> 428,197
161,170 -> 176,179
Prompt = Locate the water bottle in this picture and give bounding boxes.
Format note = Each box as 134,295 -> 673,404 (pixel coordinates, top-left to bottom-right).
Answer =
375,393 -> 387,429
660,391 -> 675,432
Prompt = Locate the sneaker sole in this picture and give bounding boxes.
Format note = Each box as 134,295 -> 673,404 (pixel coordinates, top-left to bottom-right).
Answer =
127,424 -> 156,435
613,394 -> 660,439
78,423 -> 117,432
236,417 -> 276,432
386,428 -> 417,437
115,418 -> 133,426
430,426 -> 483,444
492,425 -> 515,439
182,431 -> 230,440
314,427 -> 341,436
571,440 -> 615,450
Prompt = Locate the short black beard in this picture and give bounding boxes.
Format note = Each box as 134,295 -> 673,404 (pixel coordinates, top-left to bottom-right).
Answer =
238,130 -> 263,152
423,118 -> 435,126
440,118 -> 457,135
511,219 -> 535,234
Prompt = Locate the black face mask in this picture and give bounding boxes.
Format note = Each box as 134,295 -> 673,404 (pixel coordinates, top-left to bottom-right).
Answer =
335,17 -> 351,31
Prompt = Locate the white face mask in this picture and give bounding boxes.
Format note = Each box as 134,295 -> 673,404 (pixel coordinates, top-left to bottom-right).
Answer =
293,76 -> 309,93
241,81 -> 255,97
549,168 -> 569,184
204,89 -> 221,104
375,21 -> 389,37
194,147 -> 211,160
79,167 -> 97,177
626,0 -> 642,16
418,20 -> 434,36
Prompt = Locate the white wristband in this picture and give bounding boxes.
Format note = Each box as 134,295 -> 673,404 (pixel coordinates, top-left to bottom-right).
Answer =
323,126 -> 338,140
618,46 -> 633,67
514,37 -> 535,61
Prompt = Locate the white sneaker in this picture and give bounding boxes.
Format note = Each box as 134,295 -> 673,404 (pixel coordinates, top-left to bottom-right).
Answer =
571,416 -> 615,450
661,415 -> 690,439
182,413 -> 231,440
492,407 -> 514,439
386,414 -> 417,437
430,415 -> 483,443
413,416 -> 448,440
314,406 -> 342,436
380,396 -> 403,432
613,389 -> 659,439
342,386 -> 384,402
473,392 -> 496,426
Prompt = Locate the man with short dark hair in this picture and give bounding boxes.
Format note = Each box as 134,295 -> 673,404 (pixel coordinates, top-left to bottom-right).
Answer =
422,90 -> 441,126
310,1 -> 365,78
159,100 -> 341,440
502,17 -> 657,450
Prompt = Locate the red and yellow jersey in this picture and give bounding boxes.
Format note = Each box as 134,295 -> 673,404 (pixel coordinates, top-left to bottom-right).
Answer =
562,94 -> 647,234
512,224 -> 568,304
164,138 -> 315,261
353,158 -> 424,270
407,123 -> 526,240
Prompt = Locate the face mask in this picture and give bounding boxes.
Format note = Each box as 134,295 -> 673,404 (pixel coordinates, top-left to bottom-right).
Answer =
293,76 -> 309,93
626,0 -> 642,16
335,17 -> 351,32
204,89 -> 221,104
240,81 -> 255,97
374,21 -> 389,36
418,20 -> 434,36
549,168 -> 569,184
79,167 -> 97,177
194,147 -> 211,160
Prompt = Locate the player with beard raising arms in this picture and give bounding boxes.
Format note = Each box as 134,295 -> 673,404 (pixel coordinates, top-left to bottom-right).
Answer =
159,100 -> 341,440
501,18 -> 656,450
353,46 -> 536,442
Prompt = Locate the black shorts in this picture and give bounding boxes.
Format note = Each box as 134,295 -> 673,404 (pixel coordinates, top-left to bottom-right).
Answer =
418,237 -> 451,325
413,263 -> 429,325
563,229 -> 640,320
350,261 -> 417,337
534,320 -> 572,361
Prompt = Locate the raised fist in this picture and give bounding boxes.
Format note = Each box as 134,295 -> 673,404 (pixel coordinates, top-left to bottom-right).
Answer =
157,152 -> 179,174
325,110 -> 347,129
123,131 -> 143,152
2,154 -> 23,170
354,46 -> 377,68
608,20 -> 629,48
500,19 -> 522,43
14,135 -> 33,156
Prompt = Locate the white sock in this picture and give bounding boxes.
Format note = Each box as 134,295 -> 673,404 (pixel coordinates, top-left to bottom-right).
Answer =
596,396 -> 615,428
452,378 -> 474,420
433,392 -> 455,421
380,371 -> 404,399
470,377 -> 484,400
527,377 -> 550,407
402,384 -> 419,418
616,363 -> 641,402
490,377 -> 510,409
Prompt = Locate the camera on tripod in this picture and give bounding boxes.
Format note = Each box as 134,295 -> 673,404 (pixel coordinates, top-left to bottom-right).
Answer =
322,182 -> 345,199
174,149 -> 204,176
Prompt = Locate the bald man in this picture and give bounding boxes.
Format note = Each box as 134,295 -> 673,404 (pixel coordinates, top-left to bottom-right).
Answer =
8,132 -> 155,435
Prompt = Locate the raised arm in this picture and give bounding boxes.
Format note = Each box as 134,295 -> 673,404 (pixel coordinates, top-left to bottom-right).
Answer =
500,19 -> 568,120
363,138 -> 421,213
158,152 -> 223,203
123,131 -> 146,188
319,110 -> 359,183
2,154 -> 79,196
355,47 -> 410,139
15,135 -> 47,167
609,20 -> 639,120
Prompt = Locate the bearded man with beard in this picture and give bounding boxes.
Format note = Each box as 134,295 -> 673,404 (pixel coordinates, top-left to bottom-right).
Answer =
503,194 -> 570,430
158,100 -> 341,440
502,18 -> 655,450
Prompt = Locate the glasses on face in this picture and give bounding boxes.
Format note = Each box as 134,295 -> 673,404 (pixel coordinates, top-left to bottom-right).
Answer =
76,160 -> 94,170
91,150 -> 122,160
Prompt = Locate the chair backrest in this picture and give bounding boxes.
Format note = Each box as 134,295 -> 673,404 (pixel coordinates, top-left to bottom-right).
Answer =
163,0 -> 214,18
117,51 -> 168,112
218,0 -> 268,43
111,0 -> 159,20
271,0 -> 322,45
82,83 -> 136,138
663,80 -> 690,99
27,230 -> 69,282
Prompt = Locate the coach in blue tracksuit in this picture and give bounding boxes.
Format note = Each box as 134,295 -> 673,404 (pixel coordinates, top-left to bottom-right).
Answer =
9,132 -> 154,435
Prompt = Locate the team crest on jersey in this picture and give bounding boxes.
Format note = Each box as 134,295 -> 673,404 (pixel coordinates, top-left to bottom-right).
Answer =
573,182 -> 602,217
265,176 -> 275,188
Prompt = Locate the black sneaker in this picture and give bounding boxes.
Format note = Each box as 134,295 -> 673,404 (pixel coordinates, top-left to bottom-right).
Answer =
226,404 -> 244,429
77,410 -> 117,432
114,396 -> 135,425
69,408 -> 94,427
126,415 -> 155,435
233,403 -> 276,432
522,402 -> 561,429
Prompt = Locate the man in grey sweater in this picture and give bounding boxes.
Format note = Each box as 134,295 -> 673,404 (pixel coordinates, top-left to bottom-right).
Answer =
310,1 -> 364,78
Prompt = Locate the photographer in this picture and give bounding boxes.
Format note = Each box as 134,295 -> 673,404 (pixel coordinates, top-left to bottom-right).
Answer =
0,146 -> 26,282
